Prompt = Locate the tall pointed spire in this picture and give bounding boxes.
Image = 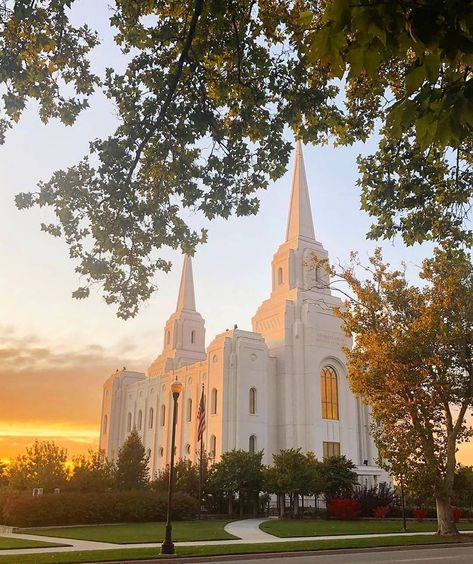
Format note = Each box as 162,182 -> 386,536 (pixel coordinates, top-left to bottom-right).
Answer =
176,254 -> 196,312
286,141 -> 316,242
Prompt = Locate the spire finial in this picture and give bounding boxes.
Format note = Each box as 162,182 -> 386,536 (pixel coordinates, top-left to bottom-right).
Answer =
176,254 -> 196,312
285,141 -> 316,242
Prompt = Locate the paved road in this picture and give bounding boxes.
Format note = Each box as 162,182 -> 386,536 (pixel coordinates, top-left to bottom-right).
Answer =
202,545 -> 473,563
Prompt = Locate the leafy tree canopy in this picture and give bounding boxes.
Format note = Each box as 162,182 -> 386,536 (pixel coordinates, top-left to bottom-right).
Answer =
152,455 -> 210,499
319,454 -> 358,499
7,440 -> 68,493
70,449 -> 116,493
115,429 -> 150,490
3,1 -> 472,316
328,248 -> 473,535
209,449 -> 264,499
264,448 -> 323,498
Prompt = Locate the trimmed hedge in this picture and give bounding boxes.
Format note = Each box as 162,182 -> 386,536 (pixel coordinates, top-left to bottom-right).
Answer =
2,490 -> 198,527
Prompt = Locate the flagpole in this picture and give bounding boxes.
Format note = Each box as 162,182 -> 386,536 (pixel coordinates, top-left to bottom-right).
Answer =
198,433 -> 203,519
197,384 -> 205,520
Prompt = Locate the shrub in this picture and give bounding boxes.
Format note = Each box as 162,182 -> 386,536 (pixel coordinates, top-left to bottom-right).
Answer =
373,505 -> 390,519
453,507 -> 461,523
353,484 -> 398,518
327,498 -> 361,520
2,491 -> 198,527
412,508 -> 428,522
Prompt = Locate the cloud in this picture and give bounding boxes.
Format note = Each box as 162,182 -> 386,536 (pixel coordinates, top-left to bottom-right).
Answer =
0,325 -> 149,459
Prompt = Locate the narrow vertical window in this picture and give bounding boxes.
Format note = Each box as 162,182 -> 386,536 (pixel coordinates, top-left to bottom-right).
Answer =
103,415 -> 108,434
149,407 -> 154,429
187,398 -> 192,422
249,387 -> 257,414
191,330 -> 196,344
277,267 -> 283,285
249,435 -> 257,453
167,330 -> 170,345
127,412 -> 132,432
211,388 -> 218,415
161,405 -> 166,426
137,410 -> 143,431
321,366 -> 339,420
210,434 -> 216,458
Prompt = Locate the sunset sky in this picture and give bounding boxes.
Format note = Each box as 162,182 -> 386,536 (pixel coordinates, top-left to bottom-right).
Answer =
1,1 -> 472,465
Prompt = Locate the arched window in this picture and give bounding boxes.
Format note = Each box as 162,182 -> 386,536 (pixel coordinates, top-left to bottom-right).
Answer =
186,398 -> 192,422
277,267 -> 283,285
148,407 -> 154,429
102,415 -> 108,435
185,443 -> 191,456
210,434 -> 216,458
161,405 -> 166,426
137,410 -> 143,431
249,387 -> 257,414
127,412 -> 132,432
211,388 -> 218,415
321,366 -> 339,420
167,330 -> 170,345
249,434 -> 257,453
191,330 -> 196,344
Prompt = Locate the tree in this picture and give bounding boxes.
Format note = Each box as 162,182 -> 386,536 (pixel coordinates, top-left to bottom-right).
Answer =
7,440 -> 68,492
70,449 -> 116,492
0,0 -> 98,143
208,449 -> 264,516
319,455 -> 358,500
0,460 -> 8,487
329,248 -> 473,536
8,2 -> 473,317
152,456 -> 210,500
264,448 -> 323,517
453,465 -> 473,512
115,429 -> 150,490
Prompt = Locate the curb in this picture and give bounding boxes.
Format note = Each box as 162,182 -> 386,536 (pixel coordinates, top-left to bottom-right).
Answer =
104,540 -> 473,563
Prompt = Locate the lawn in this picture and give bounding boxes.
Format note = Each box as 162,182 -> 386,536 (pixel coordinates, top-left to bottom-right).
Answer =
20,520 -> 237,544
0,534 -> 470,563
0,536 -> 67,550
260,518 -> 473,537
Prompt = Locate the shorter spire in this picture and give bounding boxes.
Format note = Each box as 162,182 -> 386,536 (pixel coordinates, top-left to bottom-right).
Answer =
176,254 -> 196,312
286,141 -> 316,242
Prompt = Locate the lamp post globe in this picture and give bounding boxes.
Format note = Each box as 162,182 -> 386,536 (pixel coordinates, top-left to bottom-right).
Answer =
160,378 -> 182,555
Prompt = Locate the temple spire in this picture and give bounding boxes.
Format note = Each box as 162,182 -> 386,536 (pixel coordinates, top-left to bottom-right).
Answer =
285,141 -> 316,242
176,254 -> 196,312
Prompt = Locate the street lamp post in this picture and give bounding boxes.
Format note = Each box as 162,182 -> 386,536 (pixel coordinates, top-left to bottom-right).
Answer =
400,472 -> 407,532
161,378 -> 183,555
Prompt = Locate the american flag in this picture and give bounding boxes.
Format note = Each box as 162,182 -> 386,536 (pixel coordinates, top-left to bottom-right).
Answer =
197,386 -> 206,442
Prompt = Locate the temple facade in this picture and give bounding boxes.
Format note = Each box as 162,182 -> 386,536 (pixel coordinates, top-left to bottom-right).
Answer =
99,143 -> 389,487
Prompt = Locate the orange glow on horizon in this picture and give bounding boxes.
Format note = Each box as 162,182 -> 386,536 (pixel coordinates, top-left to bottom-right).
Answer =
0,421 -> 100,459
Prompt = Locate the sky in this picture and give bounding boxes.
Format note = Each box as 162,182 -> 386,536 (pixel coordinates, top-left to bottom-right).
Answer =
1,1 -> 473,465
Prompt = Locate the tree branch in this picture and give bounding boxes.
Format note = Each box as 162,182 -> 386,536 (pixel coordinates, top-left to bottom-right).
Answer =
124,0 -> 205,187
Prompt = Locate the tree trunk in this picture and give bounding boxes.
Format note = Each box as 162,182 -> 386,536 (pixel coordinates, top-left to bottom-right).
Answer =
228,496 -> 233,516
435,495 -> 459,536
239,491 -> 244,516
279,494 -> 285,518
293,493 -> 299,517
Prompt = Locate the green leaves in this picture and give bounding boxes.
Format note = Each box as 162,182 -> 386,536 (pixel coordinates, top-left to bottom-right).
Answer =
0,0 -> 99,141
309,26 -> 346,78
405,65 -> 426,96
9,0 -> 473,318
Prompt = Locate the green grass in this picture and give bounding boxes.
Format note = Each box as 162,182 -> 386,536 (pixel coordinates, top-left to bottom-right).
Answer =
0,534 -> 470,563
260,518 -> 473,537
20,520 -> 236,544
0,537 -> 67,550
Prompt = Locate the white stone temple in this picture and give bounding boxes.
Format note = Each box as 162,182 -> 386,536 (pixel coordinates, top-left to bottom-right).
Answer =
100,143 -> 389,486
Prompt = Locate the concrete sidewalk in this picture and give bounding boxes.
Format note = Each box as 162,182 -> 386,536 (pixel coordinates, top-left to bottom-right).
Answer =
0,518 -> 455,557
